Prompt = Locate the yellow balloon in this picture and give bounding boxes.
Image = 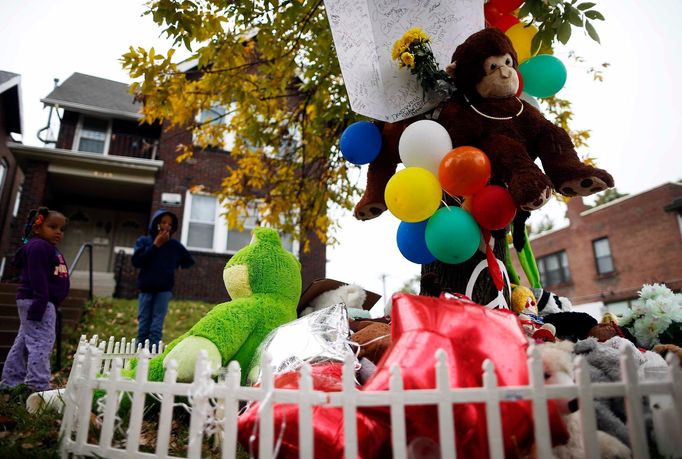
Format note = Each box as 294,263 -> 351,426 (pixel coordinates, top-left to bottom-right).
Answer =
505,22 -> 538,64
384,167 -> 442,222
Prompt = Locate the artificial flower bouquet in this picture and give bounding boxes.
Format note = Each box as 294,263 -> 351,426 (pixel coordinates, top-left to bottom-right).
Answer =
619,283 -> 682,349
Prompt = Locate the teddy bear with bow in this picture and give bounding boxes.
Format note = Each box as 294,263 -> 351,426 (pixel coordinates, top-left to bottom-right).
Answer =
354,28 -> 613,221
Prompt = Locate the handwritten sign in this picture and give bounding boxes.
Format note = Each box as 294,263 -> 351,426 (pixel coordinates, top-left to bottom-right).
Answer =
324,0 -> 484,122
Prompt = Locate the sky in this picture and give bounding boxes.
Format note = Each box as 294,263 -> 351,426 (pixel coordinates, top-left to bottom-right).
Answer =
2,0 -> 681,308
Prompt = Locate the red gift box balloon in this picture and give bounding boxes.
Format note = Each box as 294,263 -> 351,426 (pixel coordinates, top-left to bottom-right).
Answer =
237,363 -> 390,458
362,293 -> 568,458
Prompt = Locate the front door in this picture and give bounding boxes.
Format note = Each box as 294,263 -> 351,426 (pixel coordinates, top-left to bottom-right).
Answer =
61,206 -> 146,272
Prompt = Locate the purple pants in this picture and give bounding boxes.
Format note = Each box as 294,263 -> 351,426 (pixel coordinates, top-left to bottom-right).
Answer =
1,299 -> 56,391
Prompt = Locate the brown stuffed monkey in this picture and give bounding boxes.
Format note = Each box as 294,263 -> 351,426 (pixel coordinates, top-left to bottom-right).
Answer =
354,28 -> 614,220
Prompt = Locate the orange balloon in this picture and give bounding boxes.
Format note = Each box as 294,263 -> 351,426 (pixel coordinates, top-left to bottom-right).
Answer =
438,146 -> 491,197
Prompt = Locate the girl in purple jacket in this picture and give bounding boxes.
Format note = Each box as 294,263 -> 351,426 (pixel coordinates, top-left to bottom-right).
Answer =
1,207 -> 70,391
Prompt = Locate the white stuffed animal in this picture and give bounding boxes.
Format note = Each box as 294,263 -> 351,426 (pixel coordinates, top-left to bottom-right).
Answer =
300,283 -> 371,319
539,340 -> 631,459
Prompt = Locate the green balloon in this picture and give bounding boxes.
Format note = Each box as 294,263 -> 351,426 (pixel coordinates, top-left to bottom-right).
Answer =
425,207 -> 481,264
519,54 -> 567,98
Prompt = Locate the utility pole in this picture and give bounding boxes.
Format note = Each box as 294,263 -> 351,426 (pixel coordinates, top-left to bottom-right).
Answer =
379,273 -> 388,304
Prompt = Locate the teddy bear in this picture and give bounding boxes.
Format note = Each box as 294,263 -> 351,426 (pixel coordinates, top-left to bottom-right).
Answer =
354,27 -> 613,220
511,284 -> 556,341
136,227 -> 302,384
297,278 -> 381,320
539,340 -> 632,459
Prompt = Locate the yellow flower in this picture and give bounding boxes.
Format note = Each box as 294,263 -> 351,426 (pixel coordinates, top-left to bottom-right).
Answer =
400,52 -> 415,68
391,27 -> 430,61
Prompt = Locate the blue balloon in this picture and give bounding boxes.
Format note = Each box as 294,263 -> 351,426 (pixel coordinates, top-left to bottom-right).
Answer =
339,121 -> 382,165
397,220 -> 436,265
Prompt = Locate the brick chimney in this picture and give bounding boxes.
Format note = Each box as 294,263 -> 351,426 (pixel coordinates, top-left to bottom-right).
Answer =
566,196 -> 586,226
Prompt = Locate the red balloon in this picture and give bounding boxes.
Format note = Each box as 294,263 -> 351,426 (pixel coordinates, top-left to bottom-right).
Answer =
362,293 -> 569,458
439,146 -> 491,197
484,2 -> 504,26
494,13 -> 520,32
488,0 -> 525,14
470,185 -> 517,230
238,363 -> 390,458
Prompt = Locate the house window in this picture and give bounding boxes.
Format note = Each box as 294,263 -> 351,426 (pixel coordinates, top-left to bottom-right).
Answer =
0,159 -> 7,197
186,194 -> 217,250
75,116 -> 110,154
182,192 -> 297,255
593,237 -> 615,275
12,183 -> 22,217
537,250 -> 571,286
195,104 -> 235,151
226,211 -> 258,253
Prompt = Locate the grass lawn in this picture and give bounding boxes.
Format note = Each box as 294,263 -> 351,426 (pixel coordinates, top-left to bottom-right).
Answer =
0,296 -> 220,458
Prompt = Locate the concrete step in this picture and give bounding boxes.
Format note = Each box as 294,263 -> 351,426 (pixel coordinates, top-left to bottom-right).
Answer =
1,281 -> 92,299
0,305 -> 84,322
0,293 -> 87,309
70,271 -> 116,297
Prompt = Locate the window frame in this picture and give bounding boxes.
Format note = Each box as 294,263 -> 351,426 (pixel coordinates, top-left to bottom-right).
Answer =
72,114 -> 112,155
193,103 -> 235,152
537,250 -> 572,287
0,158 -> 8,198
181,191 -> 299,256
592,237 -> 615,275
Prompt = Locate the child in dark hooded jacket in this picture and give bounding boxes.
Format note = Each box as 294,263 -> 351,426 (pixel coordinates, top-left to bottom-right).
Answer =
132,209 -> 194,349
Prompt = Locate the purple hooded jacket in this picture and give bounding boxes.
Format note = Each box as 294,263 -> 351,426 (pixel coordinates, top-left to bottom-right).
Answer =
13,238 -> 70,321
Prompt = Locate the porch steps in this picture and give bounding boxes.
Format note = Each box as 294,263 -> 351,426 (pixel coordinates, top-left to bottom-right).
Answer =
0,283 -> 90,374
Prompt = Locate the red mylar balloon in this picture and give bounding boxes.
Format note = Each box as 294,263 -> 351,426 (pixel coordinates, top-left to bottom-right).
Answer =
238,363 -> 390,458
493,13 -> 520,32
470,185 -> 517,230
488,0 -> 525,14
439,146 -> 491,197
361,293 -> 569,458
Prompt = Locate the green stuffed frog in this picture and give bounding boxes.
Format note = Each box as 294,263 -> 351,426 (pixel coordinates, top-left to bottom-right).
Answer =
143,227 -> 301,383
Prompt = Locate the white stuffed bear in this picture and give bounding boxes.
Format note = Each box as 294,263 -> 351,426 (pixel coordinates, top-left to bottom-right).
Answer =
300,283 -> 372,319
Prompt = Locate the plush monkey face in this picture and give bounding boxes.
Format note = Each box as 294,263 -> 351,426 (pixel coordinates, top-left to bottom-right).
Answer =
475,53 -> 518,98
449,28 -> 519,100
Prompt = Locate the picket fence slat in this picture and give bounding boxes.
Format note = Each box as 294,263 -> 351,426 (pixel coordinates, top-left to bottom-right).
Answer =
482,359 -> 504,459
155,359 -> 178,458
575,356 -> 601,458
389,365 -> 407,459
58,336 -> 682,459
435,349 -> 456,459
621,346 -> 650,459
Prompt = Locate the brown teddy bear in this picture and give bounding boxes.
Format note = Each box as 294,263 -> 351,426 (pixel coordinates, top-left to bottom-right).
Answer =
354,28 -> 614,220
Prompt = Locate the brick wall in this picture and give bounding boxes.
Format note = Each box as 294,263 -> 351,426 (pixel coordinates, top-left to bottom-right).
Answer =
513,183 -> 682,305
1,160 -> 49,281
0,93 -> 22,264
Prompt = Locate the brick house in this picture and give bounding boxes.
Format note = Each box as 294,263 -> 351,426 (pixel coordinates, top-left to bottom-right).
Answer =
0,71 -> 24,280
518,182 -> 682,317
1,72 -> 326,302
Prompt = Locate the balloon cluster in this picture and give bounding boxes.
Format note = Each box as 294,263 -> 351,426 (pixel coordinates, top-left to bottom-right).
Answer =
340,119 -> 517,266
484,0 -> 567,99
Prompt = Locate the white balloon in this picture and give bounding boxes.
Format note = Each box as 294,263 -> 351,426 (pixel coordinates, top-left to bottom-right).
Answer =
398,120 -> 452,175
520,92 -> 541,111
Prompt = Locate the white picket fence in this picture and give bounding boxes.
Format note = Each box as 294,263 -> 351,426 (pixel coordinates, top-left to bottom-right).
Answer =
57,335 -> 682,459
